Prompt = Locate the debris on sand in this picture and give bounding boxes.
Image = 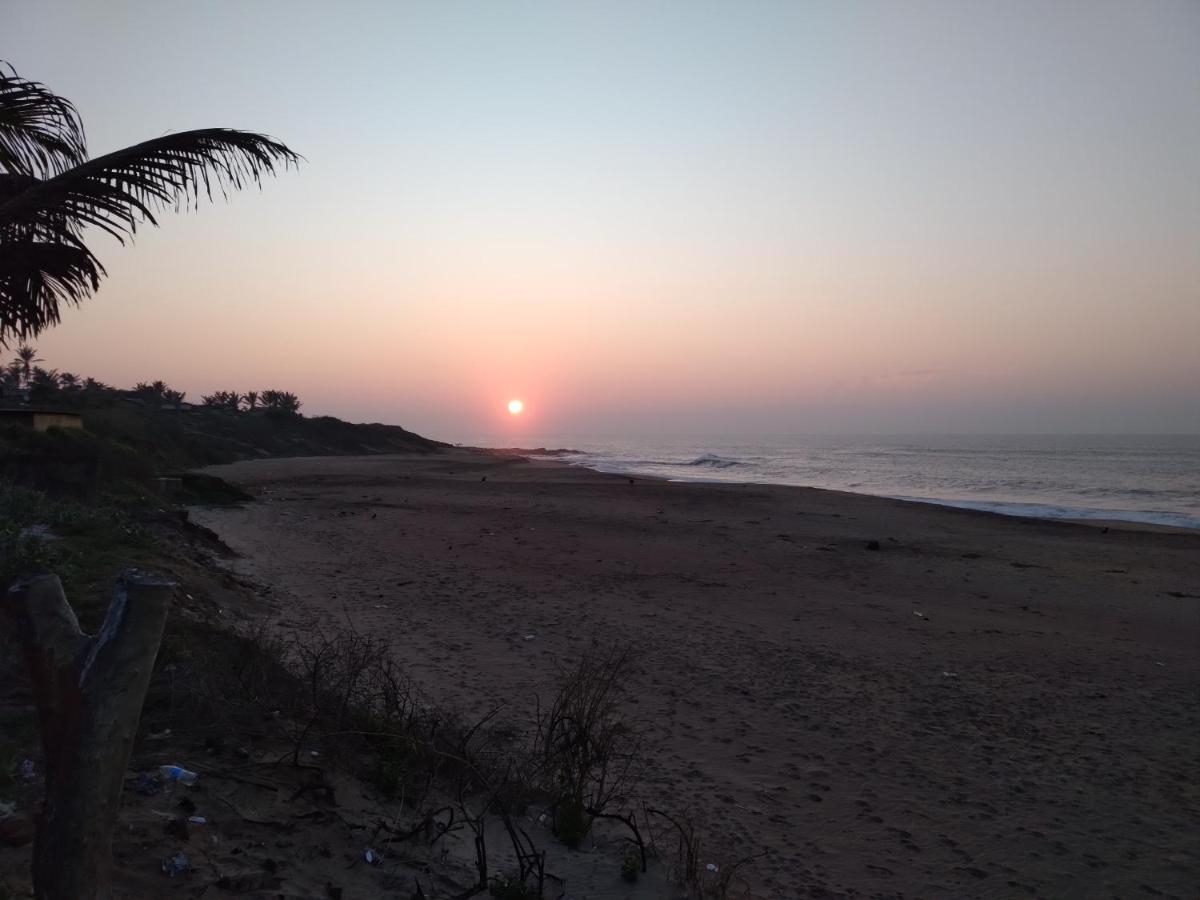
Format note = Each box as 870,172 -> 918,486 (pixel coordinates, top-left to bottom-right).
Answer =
161,851 -> 189,878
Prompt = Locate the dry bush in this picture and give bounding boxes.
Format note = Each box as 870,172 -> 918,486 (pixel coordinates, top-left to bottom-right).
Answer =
533,642 -> 647,848
148,619 -> 295,740
154,621 -> 433,776
157,617 -> 535,812
152,626 -> 662,898
274,627 -> 424,766
648,807 -> 769,899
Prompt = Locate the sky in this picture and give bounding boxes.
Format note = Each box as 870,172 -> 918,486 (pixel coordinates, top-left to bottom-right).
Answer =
5,0 -> 1199,440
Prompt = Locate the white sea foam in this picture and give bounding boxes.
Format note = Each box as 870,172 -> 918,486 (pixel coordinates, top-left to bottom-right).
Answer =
501,434 -> 1200,530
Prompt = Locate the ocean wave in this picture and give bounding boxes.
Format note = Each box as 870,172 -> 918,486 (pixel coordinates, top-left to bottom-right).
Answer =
520,436 -> 1199,529
684,453 -> 745,469
892,496 -> 1200,530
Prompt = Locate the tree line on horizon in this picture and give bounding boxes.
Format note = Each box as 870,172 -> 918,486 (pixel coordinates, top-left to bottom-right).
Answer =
1,343 -> 301,413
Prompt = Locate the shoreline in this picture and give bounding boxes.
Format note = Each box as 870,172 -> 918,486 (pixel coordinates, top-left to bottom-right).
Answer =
486,446 -> 1200,534
193,448 -> 1200,897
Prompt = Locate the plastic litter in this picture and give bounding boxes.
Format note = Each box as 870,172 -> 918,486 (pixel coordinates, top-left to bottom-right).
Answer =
161,851 -> 189,877
158,765 -> 199,785
941,671 -> 959,678
706,863 -> 719,872
913,611 -> 926,618
188,816 -> 206,825
364,848 -> 381,866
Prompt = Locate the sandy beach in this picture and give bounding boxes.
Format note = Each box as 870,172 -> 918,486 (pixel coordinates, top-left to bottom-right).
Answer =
193,449 -> 1200,898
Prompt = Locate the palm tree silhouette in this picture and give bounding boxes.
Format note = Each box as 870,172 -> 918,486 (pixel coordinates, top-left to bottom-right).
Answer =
0,62 -> 299,345
29,365 -> 60,399
13,343 -> 41,384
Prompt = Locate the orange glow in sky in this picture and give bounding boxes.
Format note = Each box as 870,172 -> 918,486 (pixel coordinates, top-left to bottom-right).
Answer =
9,2 -> 1199,439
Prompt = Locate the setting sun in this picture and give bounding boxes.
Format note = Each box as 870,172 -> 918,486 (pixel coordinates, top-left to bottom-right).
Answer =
507,399 -> 524,415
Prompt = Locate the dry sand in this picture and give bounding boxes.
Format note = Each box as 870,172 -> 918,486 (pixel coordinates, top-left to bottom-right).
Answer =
193,449 -> 1200,898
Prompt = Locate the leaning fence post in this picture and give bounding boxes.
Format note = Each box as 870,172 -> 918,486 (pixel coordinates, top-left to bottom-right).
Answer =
5,570 -> 174,899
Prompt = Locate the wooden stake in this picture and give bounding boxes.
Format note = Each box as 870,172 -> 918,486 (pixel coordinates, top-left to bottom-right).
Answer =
6,570 -> 173,900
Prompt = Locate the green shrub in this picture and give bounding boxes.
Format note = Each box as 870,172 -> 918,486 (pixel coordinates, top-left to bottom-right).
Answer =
0,480 -> 156,626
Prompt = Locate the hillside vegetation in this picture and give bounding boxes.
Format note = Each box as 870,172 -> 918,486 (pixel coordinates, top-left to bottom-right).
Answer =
0,349 -> 444,498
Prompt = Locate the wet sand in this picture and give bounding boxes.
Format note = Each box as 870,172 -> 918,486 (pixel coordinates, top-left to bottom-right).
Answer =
194,449 -> 1200,898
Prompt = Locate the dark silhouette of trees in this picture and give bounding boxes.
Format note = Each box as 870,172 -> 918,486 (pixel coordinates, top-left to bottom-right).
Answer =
201,390 -> 240,410
201,388 -> 299,413
0,346 -> 306,415
12,343 -> 40,384
260,389 -> 301,414
132,381 -> 162,401
28,365 -> 59,401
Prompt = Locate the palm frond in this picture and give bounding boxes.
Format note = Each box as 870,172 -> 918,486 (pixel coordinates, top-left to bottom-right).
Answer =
0,172 -> 38,205
0,62 -> 86,178
0,128 -> 300,241
0,238 -> 102,345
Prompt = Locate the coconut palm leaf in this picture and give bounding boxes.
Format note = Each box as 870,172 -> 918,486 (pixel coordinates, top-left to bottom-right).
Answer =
0,128 -> 300,242
0,64 -> 87,178
0,173 -> 39,205
0,239 -> 101,342
0,61 -> 298,345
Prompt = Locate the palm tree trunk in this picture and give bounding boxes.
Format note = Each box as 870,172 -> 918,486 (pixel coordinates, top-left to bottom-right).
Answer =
5,571 -> 173,899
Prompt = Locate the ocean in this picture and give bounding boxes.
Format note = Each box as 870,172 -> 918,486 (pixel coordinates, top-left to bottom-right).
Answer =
478,434 -> 1200,530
